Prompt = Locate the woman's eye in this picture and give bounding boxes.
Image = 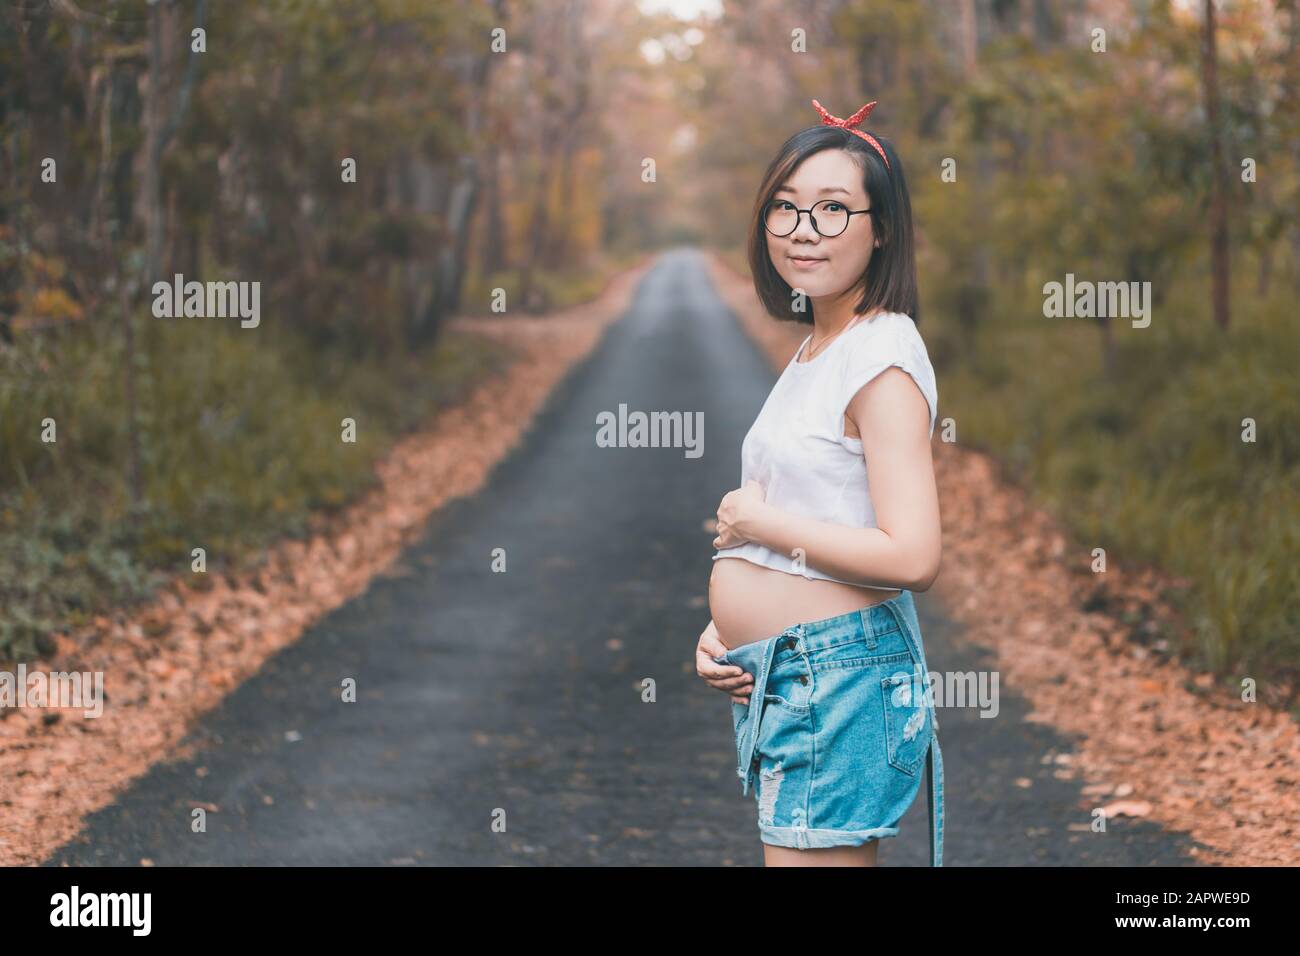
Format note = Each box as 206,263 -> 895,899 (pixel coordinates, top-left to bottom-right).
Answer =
823,202 -> 845,213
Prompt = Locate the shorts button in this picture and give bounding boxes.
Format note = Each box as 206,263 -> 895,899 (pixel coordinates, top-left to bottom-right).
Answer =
799,675 -> 808,685
784,637 -> 797,650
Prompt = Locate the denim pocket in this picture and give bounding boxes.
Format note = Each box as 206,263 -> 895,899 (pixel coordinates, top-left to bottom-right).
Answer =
880,672 -> 930,776
764,655 -> 812,712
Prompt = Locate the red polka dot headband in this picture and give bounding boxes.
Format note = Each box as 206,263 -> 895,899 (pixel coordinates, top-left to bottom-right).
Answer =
811,99 -> 890,171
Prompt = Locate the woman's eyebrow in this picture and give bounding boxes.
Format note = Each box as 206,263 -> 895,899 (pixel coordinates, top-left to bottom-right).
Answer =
774,185 -> 852,196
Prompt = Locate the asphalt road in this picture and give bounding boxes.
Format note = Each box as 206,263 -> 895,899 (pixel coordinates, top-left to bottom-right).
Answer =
47,248 -> 1207,865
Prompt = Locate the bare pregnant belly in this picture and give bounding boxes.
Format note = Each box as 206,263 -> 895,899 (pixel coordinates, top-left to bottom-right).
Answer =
708,556 -> 900,650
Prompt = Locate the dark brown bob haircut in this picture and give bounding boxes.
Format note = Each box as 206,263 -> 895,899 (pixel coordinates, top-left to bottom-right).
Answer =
747,123 -> 920,326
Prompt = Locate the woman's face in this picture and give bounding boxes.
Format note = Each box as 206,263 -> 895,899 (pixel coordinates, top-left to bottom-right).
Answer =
764,148 -> 877,301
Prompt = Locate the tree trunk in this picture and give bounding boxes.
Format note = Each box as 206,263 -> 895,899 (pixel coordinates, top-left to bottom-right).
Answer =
517,155 -> 554,315
118,276 -> 144,519
144,0 -> 208,282
1202,0 -> 1230,329
516,0 -> 590,315
406,0 -> 505,343
482,148 -> 506,275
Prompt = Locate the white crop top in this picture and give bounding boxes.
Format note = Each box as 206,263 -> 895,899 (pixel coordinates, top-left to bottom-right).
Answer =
712,310 -> 938,588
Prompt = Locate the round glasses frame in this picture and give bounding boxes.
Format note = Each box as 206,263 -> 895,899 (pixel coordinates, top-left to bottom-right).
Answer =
763,198 -> 872,238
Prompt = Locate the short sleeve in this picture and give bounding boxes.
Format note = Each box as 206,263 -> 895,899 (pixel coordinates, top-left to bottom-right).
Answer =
835,318 -> 938,439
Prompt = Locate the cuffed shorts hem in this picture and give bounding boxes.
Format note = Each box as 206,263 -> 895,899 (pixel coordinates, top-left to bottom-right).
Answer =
758,823 -> 900,849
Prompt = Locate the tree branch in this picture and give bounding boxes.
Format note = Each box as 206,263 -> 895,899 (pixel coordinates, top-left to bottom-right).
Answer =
46,0 -> 114,25
156,0 -> 209,154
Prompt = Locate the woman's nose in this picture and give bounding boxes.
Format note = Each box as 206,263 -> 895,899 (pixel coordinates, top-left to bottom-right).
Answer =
791,212 -> 821,240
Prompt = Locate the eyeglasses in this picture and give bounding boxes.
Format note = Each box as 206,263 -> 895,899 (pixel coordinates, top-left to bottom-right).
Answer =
763,198 -> 871,238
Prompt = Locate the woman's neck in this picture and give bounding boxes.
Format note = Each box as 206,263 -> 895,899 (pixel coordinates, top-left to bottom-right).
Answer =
810,297 -> 872,338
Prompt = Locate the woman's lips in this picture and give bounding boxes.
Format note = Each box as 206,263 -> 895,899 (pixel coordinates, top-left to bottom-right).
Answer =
789,255 -> 826,269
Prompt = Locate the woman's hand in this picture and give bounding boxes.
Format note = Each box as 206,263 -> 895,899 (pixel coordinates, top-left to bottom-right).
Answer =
712,479 -> 767,550
695,618 -> 753,705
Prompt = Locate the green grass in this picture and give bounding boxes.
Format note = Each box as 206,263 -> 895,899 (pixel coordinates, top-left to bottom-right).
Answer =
923,266 -> 1300,696
0,314 -> 509,661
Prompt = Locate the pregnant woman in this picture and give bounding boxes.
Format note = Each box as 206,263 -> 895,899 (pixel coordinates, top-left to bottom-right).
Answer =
695,99 -> 944,867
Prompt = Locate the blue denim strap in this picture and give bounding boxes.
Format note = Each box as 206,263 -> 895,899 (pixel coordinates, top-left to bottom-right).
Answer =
731,628 -> 793,797
926,733 -> 944,866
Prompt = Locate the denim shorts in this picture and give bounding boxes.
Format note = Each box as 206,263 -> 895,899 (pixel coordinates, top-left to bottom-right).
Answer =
713,589 -> 944,864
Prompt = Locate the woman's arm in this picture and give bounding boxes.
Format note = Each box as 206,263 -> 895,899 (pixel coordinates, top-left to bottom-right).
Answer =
718,366 -> 941,591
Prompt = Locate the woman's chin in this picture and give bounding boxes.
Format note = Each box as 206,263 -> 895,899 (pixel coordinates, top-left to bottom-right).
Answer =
779,273 -> 827,295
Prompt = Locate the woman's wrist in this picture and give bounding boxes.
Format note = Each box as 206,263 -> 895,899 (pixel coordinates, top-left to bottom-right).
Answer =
738,499 -> 775,547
